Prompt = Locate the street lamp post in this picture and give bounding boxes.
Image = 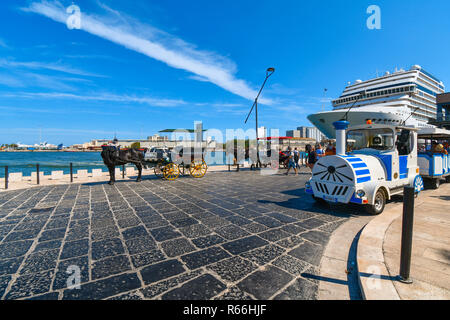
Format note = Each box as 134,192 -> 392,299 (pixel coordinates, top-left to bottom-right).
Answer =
245,67 -> 275,168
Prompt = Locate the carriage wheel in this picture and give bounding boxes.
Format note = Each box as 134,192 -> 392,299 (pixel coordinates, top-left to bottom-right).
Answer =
189,160 -> 208,178
163,163 -> 180,181
154,162 -> 164,179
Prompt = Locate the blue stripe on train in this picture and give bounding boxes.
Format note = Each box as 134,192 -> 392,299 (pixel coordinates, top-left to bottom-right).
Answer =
346,158 -> 363,163
351,163 -> 368,169
376,154 -> 392,181
357,176 -> 371,183
355,169 -> 370,176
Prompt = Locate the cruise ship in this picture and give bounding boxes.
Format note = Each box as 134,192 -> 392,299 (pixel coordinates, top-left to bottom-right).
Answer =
308,65 -> 445,138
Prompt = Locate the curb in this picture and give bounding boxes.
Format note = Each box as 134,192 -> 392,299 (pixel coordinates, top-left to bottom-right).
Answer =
356,196 -> 427,300
318,215 -> 373,300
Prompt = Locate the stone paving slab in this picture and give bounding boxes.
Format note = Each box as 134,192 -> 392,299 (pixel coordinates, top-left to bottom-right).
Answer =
0,170 -> 368,300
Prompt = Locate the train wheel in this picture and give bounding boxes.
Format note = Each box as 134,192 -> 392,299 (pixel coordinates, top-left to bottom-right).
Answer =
425,178 -> 440,189
163,163 -> 180,181
189,160 -> 208,178
432,178 -> 441,189
414,175 -> 424,194
366,190 -> 386,215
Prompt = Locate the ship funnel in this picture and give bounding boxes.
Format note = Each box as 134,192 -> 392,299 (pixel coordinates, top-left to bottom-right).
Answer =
333,121 -> 349,155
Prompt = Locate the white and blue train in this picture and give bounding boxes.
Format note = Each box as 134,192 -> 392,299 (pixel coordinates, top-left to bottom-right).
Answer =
305,120 -> 423,215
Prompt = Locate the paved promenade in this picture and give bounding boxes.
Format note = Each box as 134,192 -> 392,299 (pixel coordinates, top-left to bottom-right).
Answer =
358,183 -> 450,300
0,169 -> 366,300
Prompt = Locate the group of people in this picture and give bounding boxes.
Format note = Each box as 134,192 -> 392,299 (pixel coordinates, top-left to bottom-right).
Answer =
284,142 -> 336,175
430,141 -> 449,155
419,141 -> 450,155
284,147 -> 302,175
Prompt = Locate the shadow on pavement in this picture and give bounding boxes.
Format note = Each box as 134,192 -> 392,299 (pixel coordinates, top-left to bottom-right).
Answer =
258,188 -> 374,218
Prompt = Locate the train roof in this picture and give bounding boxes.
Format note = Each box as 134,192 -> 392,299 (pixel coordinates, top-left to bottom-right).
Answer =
417,128 -> 450,139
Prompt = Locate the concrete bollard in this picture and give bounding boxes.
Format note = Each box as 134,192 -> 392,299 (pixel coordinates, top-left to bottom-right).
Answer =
126,167 -> 136,176
77,170 -> 88,179
51,171 -> 64,180
9,172 -> 23,182
92,169 -> 102,177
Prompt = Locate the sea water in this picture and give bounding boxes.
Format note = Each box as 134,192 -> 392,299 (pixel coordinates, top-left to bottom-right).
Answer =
0,151 -> 230,178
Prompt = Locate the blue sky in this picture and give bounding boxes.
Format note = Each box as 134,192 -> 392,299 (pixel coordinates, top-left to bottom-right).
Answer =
0,0 -> 449,145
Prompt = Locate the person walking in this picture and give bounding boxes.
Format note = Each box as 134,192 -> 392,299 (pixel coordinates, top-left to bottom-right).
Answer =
306,145 -> 317,171
315,143 -> 324,159
293,147 -> 300,169
285,147 -> 298,175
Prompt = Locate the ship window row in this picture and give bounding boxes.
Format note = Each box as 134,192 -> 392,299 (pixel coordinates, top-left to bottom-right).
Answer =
411,101 -> 436,114
412,95 -> 436,108
417,75 -> 442,91
364,118 -> 406,124
333,86 -> 415,105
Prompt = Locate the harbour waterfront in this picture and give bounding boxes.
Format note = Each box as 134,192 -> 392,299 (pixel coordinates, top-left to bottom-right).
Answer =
0,151 -> 309,178
0,152 -> 105,178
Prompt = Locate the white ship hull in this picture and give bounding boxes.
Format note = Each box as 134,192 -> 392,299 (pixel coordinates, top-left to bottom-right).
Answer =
308,106 -> 432,139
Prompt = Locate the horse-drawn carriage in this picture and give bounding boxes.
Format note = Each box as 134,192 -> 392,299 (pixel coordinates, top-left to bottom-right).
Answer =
144,147 -> 208,181
101,145 -> 208,185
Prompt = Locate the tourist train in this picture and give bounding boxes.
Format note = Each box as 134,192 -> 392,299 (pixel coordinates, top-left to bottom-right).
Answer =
305,120 -> 424,215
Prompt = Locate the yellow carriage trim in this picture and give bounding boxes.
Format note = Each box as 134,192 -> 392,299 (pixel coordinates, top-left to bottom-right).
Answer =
189,160 -> 208,178
163,163 -> 180,181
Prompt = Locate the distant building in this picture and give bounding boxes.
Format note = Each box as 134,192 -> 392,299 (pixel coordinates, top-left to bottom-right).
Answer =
286,130 -> 301,138
75,122 -> 216,151
285,126 -> 325,142
296,127 -> 309,138
306,127 -> 325,142
147,134 -> 169,142
431,93 -> 450,129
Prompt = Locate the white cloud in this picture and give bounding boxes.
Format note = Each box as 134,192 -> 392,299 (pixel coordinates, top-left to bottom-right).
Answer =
0,59 -> 104,78
24,1 -> 271,103
0,105 -> 119,116
2,91 -> 187,107
0,71 -> 90,91
0,127 -> 138,136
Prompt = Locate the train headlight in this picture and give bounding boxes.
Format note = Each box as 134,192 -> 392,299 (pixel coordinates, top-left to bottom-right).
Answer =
356,189 -> 366,198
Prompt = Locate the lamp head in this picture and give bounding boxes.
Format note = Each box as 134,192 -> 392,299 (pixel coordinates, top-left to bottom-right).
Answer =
266,67 -> 275,76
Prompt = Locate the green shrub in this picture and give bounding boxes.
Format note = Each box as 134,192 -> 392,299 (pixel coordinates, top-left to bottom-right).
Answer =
131,142 -> 141,149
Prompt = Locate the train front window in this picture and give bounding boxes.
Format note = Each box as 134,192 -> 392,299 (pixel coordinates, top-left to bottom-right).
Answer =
347,128 -> 394,151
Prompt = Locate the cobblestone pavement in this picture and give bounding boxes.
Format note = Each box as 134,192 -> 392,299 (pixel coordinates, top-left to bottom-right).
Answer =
0,170 -> 364,300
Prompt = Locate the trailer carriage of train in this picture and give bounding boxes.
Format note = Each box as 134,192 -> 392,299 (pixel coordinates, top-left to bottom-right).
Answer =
305,120 -> 423,215
417,128 -> 450,189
